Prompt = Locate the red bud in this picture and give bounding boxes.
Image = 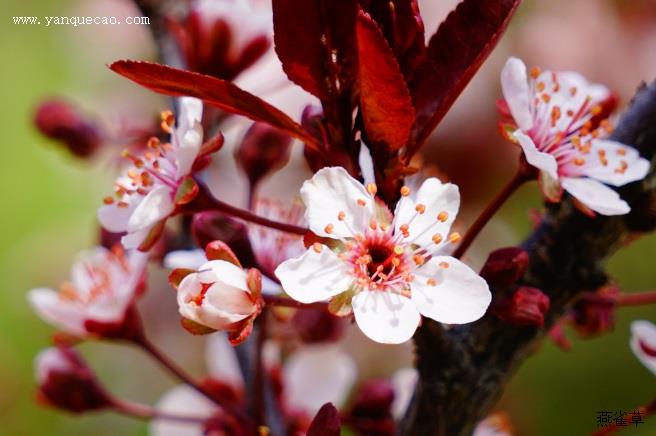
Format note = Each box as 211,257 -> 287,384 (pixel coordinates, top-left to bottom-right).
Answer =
292,309 -> 345,344
480,247 -> 529,287
308,403 -> 342,436
346,379 -> 396,435
235,122 -> 292,189
191,212 -> 256,267
494,286 -> 550,327
34,99 -> 102,158
569,288 -> 617,338
35,345 -> 111,413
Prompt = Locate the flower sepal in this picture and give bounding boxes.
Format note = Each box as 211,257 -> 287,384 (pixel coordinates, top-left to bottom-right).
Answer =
327,290 -> 355,317
174,176 -> 199,206
168,268 -> 196,290
205,240 -> 242,267
83,306 -> 144,342
181,317 -> 217,336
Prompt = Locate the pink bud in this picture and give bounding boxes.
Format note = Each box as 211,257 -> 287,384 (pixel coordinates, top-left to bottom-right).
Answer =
494,286 -> 550,327
235,122 -> 292,189
480,247 -> 529,287
35,346 -> 111,413
34,99 -> 102,158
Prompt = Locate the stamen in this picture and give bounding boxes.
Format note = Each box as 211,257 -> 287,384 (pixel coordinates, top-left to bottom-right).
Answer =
437,211 -> 449,223
439,261 -> 450,269
366,183 -> 377,196
312,243 -> 323,253
399,224 -> 410,238
415,204 -> 426,214
393,245 -> 404,255
324,224 -> 334,234
160,110 -> 174,133
448,232 -> 461,244
530,66 -> 541,79
338,211 -> 346,221
103,196 -> 115,205
400,186 -> 411,197
426,278 -> 438,287
357,199 -> 367,207
432,233 -> 443,244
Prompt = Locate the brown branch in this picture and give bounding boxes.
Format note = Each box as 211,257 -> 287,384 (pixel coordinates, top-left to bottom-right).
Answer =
403,82 -> 656,435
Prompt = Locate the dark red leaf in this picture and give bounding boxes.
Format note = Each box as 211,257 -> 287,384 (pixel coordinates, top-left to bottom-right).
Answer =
356,12 -> 415,151
110,60 -> 319,149
359,0 -> 425,79
272,0 -> 358,101
307,403 -> 341,436
408,0 -> 522,155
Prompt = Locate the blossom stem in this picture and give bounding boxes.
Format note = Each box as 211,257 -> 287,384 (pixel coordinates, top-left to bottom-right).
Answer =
263,295 -> 328,310
591,399 -> 656,435
253,309 -> 267,427
453,168 -> 530,259
614,291 -> 656,306
134,335 -> 232,411
111,398 -> 208,424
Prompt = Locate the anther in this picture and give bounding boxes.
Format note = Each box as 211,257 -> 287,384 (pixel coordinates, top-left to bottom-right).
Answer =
530,67 -> 541,79
400,186 -> 411,197
437,211 -> 449,222
432,233 -> 443,244
366,183 -> 377,196
338,211 -> 346,221
449,232 -> 461,243
393,246 -> 404,255
313,243 -> 323,253
324,224 -> 334,234
357,199 -> 367,207
426,278 -> 437,287
103,196 -> 114,205
439,261 -> 450,269
415,204 -> 426,214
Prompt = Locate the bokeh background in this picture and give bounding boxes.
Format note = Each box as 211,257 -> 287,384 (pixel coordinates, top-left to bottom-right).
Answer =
2,0 -> 656,434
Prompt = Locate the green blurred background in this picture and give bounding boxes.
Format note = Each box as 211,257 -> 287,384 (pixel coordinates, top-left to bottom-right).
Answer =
2,0 -> 656,435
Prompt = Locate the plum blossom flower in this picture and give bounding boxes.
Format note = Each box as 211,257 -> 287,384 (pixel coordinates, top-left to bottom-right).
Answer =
175,256 -> 263,343
630,320 -> 656,375
28,246 -> 147,337
275,167 -> 492,344
98,97 -> 211,251
500,57 -> 650,215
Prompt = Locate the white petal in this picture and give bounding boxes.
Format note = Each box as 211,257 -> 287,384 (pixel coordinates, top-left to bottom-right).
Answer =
275,247 -> 352,304
300,167 -> 373,238
121,226 -> 152,250
358,142 -> 376,186
352,291 -> 420,344
205,333 -> 245,389
283,344 -> 357,416
174,97 -> 204,179
393,178 -> 459,248
163,249 -> 207,270
203,283 -> 254,318
579,140 -> 650,187
126,186 -> 175,233
28,289 -> 86,336
561,177 -> 630,216
97,197 -> 138,233
630,320 -> 656,376
514,131 -> 559,180
500,57 -> 533,131
391,367 -> 418,419
201,260 -> 249,292
411,256 -> 491,324
149,385 -> 215,436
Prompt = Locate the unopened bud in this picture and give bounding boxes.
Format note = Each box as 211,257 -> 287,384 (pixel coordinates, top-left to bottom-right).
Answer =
308,403 -> 341,436
35,346 -> 111,413
34,99 -> 102,158
346,379 -> 395,435
292,309 -> 345,344
235,122 -> 292,189
191,212 -> 256,267
494,286 -> 550,327
569,288 -> 617,338
479,247 -> 529,287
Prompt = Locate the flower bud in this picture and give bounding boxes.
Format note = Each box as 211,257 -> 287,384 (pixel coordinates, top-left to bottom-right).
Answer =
346,380 -> 395,435
494,286 -> 550,327
479,247 -> 529,287
292,309 -> 345,344
569,289 -> 617,337
35,346 -> 111,413
235,122 -> 292,189
168,0 -> 271,80
301,105 -> 328,172
34,99 -> 102,158
308,403 -> 341,436
191,212 -> 257,267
